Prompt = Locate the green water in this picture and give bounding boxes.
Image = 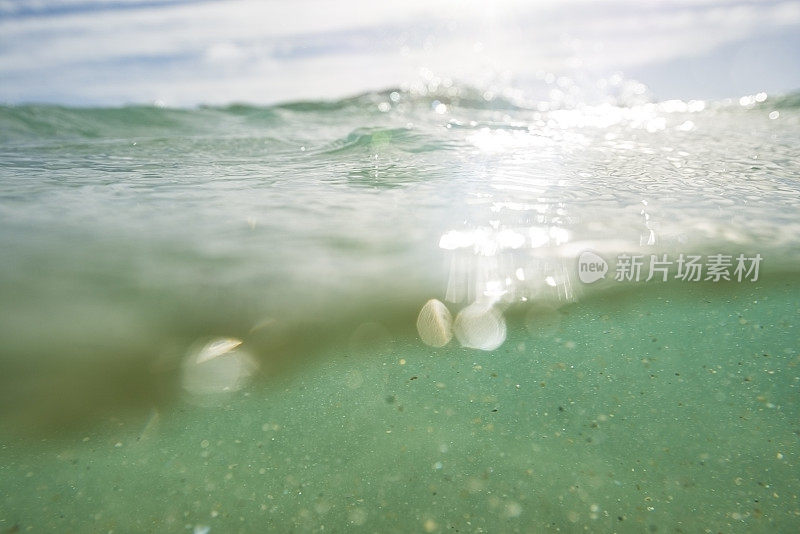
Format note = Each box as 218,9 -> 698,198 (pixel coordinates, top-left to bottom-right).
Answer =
1,87 -> 799,531
2,279 -> 798,532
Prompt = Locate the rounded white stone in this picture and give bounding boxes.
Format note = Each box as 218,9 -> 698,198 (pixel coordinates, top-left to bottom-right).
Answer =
454,302 -> 506,351
416,299 -> 453,347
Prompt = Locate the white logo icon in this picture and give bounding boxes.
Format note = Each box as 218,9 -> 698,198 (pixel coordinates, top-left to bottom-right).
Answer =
578,251 -> 608,283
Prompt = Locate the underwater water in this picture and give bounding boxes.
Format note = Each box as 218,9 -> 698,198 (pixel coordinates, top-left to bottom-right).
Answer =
0,83 -> 799,532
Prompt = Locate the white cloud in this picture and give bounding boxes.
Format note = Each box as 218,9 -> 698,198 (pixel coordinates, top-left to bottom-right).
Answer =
1,0 -> 798,105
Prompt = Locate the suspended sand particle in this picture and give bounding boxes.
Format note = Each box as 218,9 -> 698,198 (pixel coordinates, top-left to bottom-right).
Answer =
505,501 -> 523,518
345,369 -> 364,390
348,508 -> 367,526
454,302 -> 507,351
416,299 -> 453,347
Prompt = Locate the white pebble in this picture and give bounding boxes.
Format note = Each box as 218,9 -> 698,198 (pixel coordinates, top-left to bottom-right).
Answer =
182,338 -> 257,397
454,302 -> 506,351
416,299 -> 453,347
195,338 -> 242,364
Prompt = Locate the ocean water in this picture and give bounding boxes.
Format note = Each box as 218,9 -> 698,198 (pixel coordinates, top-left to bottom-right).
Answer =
1,84 -> 799,532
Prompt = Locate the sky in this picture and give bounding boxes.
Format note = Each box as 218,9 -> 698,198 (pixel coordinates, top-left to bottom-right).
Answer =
1,0 -> 799,106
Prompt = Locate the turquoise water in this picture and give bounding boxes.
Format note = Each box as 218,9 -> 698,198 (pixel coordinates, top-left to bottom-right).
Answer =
1,86 -> 799,531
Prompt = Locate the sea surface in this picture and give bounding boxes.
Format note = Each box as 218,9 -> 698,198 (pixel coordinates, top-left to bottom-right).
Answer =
0,83 -> 799,532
